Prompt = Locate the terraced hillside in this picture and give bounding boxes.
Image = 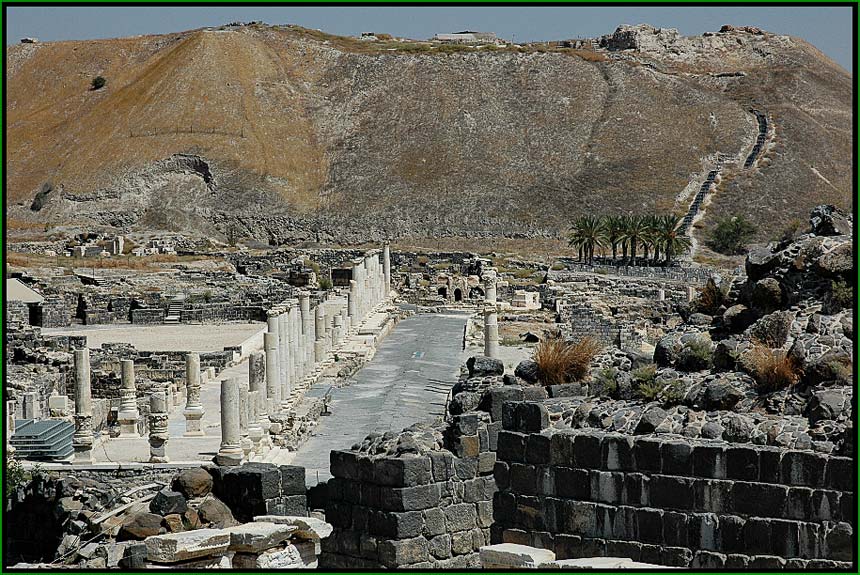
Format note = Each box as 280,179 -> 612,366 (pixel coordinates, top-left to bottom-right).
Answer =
5,23 -> 852,247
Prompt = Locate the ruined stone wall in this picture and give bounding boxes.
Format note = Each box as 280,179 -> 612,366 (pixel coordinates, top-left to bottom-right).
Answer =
41,296 -> 71,327
7,301 -> 31,327
551,261 -> 717,284
320,415 -> 499,569
492,402 -> 855,569
131,308 -> 165,324
182,303 -> 266,323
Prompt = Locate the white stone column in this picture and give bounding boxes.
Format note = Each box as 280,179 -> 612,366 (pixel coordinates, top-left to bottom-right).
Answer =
341,306 -> 351,337
484,305 -> 500,359
118,359 -> 140,437
383,243 -> 391,294
483,271 -> 498,304
248,351 -> 268,429
347,280 -> 358,326
264,332 -> 282,412
687,286 -> 697,302
215,378 -> 243,466
73,348 -> 94,464
148,390 -> 170,463
6,400 -> 16,456
314,304 -> 327,363
22,392 -> 38,419
332,315 -> 343,346
248,390 -> 264,453
183,353 -> 205,436
279,310 -> 291,409
300,292 -> 314,377
238,381 -> 253,456
289,305 -> 301,385
657,288 -> 666,302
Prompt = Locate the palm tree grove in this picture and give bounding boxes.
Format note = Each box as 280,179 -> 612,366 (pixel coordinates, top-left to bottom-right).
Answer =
568,214 -> 692,266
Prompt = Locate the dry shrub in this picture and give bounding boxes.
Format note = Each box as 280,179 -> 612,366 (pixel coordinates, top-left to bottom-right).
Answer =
693,278 -> 727,314
747,344 -> 802,392
533,336 -> 601,386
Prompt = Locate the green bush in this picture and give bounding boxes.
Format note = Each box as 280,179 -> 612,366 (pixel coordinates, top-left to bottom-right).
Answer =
631,363 -> 657,387
828,280 -> 853,312
677,339 -> 713,371
91,76 -> 106,90
707,215 -> 757,255
318,276 -> 333,290
661,380 -> 686,405
636,380 -> 664,402
591,367 -> 617,397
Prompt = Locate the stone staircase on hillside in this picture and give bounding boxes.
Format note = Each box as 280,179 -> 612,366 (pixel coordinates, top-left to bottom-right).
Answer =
743,109 -> 769,168
164,295 -> 185,324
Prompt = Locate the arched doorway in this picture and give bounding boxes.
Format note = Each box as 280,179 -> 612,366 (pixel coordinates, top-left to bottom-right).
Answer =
438,287 -> 448,299
469,286 -> 485,299
453,288 -> 463,302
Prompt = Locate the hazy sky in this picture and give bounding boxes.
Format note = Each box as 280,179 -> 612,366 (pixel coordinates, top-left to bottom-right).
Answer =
6,5 -> 853,71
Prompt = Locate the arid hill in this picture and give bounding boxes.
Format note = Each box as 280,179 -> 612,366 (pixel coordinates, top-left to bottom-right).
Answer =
5,23 -> 852,247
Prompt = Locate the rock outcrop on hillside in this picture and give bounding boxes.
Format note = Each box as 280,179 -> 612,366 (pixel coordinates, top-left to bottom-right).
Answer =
5,23 -> 852,245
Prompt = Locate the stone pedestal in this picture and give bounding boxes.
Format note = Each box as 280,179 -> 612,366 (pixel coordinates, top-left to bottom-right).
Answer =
72,348 -> 94,464
118,359 -> 140,437
314,305 -> 327,363
484,306 -> 500,359
248,351 -> 269,431
247,390 -> 265,454
183,353 -> 205,437
148,391 -> 170,463
215,378 -> 243,466
483,271 -> 498,304
22,392 -> 38,419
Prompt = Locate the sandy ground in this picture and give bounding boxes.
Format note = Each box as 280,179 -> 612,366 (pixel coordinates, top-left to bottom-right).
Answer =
43,322 -> 265,352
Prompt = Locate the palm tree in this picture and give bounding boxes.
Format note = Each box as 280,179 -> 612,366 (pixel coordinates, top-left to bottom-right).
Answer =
602,215 -> 626,262
653,214 -> 691,265
621,215 -> 649,266
568,216 -> 606,265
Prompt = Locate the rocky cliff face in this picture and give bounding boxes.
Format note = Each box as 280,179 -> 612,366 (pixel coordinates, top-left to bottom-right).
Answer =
5,24 -> 852,246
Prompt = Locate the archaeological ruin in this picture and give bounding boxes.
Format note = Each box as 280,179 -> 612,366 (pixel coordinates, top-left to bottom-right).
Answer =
3,11 -> 856,573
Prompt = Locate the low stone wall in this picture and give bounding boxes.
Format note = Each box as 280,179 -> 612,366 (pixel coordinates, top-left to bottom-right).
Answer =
181,303 -> 266,323
551,261 -> 717,283
320,414 -> 499,569
131,308 -> 165,324
8,300 -> 30,327
492,402 -> 855,568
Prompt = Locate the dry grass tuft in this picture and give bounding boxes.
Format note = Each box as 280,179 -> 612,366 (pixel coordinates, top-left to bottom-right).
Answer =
747,344 -> 803,392
533,336 -> 602,386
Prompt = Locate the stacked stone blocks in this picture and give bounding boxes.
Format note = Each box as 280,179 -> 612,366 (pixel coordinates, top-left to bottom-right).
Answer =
492,401 -> 855,569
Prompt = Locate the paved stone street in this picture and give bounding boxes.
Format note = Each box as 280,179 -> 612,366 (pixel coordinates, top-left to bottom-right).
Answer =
291,312 -> 471,485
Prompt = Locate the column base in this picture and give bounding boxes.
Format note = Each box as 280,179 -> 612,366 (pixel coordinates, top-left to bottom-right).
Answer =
72,445 -> 93,464
214,447 -> 243,466
118,420 -> 140,438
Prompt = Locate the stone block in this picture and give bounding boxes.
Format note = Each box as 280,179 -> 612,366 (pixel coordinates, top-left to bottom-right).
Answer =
811,489 -> 841,522
453,435 -> 480,458
493,491 -> 516,525
785,487 -> 813,520
691,550 -> 727,569
602,434 -> 635,471
632,437 -> 662,473
549,430 -> 576,466
769,518 -> 800,558
662,511 -> 689,548
732,481 -> 788,518
233,541 -> 317,569
649,475 -> 694,510
694,478 -> 733,515
149,489 -> 188,517
487,421 -> 502,451
422,507 -> 446,537
477,500 -> 494,528
226,521 -> 295,552
373,455 -> 432,487
378,483 -> 441,512
145,529 -> 230,563
554,467 -> 590,500
635,508 -> 664,544
496,431 -> 528,463
546,383 -> 586,398
605,540 -> 642,561
330,450 -> 359,479
119,543 -> 148,569
453,413 -> 479,435
445,503 -> 478,532
451,530 -> 474,555
824,456 -> 854,492
553,534 -> 583,560
563,500 -> 598,537
573,433 -> 602,469
661,439 -> 692,476
688,512 -> 719,551
479,543 -> 555,569
172,468 -> 214,498
486,387 -> 524,422
454,455 -> 479,480
478,451 -> 497,474
757,446 -> 782,484
661,546 -> 693,567
514,402 -> 550,433
252,515 -> 332,541
624,473 -> 649,506
780,450 -> 827,487
747,555 -> 787,569
377,536 -> 429,567
369,510 -> 424,538
493,461 -> 510,491
279,465 -> 306,495
429,534 -> 452,559
692,444 -> 726,479
724,553 -> 750,568
824,522 -> 853,562
118,512 -> 163,541
510,463 -> 537,496
525,433 -> 551,464
743,517 -> 772,555
265,494 -> 307,517
429,451 -> 455,482
591,471 -> 624,505
725,446 -> 759,481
